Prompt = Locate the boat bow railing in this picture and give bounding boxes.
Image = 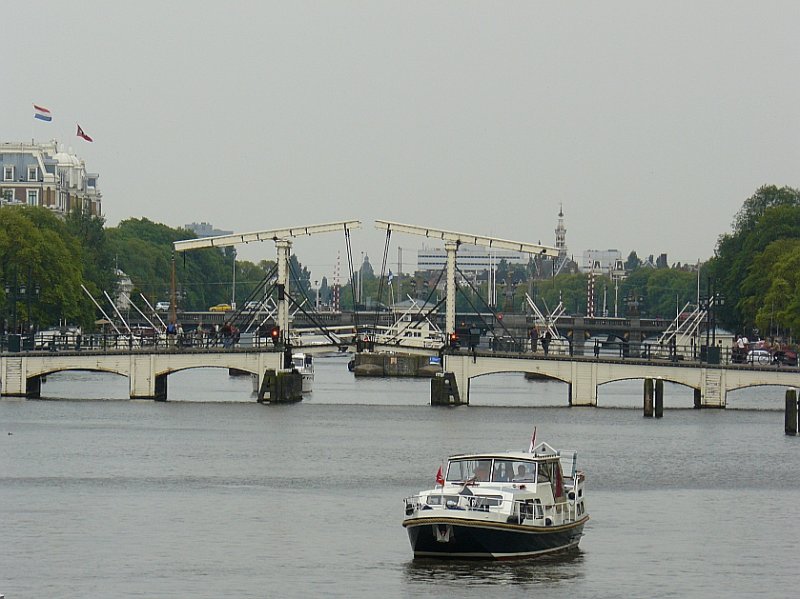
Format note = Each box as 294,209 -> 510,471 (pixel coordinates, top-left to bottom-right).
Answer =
403,491 -> 586,525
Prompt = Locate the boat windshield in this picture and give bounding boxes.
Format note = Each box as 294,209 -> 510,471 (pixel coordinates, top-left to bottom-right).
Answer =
291,354 -> 312,369
446,458 -> 538,483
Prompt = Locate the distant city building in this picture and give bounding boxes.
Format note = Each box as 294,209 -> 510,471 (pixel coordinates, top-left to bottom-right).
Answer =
0,140 -> 101,216
416,206 -> 572,277
580,249 -> 625,280
417,244 -> 527,273
184,222 -> 233,238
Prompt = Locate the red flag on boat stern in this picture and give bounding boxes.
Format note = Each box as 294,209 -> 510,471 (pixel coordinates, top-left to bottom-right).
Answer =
436,466 -> 445,487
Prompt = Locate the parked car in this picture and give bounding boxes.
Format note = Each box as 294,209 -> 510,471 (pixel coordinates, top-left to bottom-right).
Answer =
747,349 -> 771,365
155,301 -> 170,311
209,303 -> 232,312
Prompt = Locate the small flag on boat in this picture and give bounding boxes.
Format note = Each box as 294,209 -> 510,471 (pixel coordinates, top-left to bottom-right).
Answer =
528,426 -> 537,453
76,124 -> 93,142
388,270 -> 394,285
435,465 -> 444,487
34,104 -> 52,122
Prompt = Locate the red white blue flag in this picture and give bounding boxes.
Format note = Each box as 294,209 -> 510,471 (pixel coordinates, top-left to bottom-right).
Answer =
34,104 -> 52,122
528,426 -> 537,453
76,124 -> 93,142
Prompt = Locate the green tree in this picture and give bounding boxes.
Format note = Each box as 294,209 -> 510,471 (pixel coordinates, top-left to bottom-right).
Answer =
64,206 -> 116,296
740,239 -> 800,338
0,207 -> 87,330
732,184 -> 800,234
625,251 -> 642,271
707,191 -> 800,330
106,218 -> 231,311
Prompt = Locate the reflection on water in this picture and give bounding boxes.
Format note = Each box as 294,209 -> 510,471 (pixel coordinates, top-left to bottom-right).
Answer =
404,549 -> 585,585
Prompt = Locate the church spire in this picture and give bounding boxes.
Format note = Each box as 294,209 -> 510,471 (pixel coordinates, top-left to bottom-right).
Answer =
555,204 -> 567,258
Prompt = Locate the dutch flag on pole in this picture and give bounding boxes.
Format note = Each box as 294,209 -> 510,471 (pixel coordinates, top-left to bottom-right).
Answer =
387,270 -> 394,285
34,104 -> 52,122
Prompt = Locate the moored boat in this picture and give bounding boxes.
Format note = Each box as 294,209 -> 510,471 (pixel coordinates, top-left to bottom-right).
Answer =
291,352 -> 314,393
250,352 -> 314,395
402,441 -> 588,559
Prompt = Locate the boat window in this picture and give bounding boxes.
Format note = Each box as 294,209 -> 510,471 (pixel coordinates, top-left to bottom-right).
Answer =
426,494 -> 459,506
446,459 -> 492,482
492,460 -> 515,482
538,461 -> 554,483
473,495 -> 503,507
510,461 -> 537,483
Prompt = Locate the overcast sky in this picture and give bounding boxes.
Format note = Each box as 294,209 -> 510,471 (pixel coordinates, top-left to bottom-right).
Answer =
4,1 -> 798,282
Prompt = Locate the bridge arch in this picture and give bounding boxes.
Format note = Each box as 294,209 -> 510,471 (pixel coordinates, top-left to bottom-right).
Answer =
597,374 -> 698,391
466,369 -> 571,407
27,364 -> 129,380
153,364 -> 257,378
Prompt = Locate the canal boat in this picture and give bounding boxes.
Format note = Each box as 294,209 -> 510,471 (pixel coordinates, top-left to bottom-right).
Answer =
291,352 -> 314,393
402,441 -> 588,559
250,352 -> 314,395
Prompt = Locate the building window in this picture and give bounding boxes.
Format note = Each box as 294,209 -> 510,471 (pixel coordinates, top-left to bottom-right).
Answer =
3,166 -> 14,181
1,188 -> 13,201
27,189 -> 39,206
28,166 -> 38,181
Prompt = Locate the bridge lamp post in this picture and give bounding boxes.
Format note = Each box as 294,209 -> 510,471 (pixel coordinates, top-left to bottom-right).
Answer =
231,247 -> 237,311
3,270 -> 40,350
711,293 -> 724,347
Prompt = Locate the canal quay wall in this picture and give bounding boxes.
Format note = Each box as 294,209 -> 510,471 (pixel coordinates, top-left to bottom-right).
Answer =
351,353 -> 441,378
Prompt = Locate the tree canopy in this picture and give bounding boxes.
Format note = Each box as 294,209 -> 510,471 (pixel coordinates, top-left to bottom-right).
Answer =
706,185 -> 800,336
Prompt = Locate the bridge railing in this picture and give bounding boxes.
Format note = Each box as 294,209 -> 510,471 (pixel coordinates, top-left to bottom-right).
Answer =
450,337 -> 796,368
0,331 -> 282,354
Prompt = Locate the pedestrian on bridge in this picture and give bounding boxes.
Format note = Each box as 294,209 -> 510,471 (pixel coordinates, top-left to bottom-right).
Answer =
530,328 -> 539,353
542,330 -> 552,356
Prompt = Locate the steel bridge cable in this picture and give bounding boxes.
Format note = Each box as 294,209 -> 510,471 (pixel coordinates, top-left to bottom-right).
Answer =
372,228 -> 392,334
285,253 -> 352,346
455,264 -> 518,343
343,226 -> 360,334
211,263 -> 278,342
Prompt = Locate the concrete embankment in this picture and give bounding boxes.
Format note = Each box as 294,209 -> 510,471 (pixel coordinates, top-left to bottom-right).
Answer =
351,353 -> 442,377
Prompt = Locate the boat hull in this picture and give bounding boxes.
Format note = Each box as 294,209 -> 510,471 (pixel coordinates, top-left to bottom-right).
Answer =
404,516 -> 587,560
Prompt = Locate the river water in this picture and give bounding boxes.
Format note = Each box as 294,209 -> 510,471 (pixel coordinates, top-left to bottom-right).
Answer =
1,353 -> 798,598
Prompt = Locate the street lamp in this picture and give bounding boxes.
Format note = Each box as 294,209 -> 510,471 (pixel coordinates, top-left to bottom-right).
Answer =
3,268 -> 40,350
700,278 -> 725,363
231,247 -> 237,310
